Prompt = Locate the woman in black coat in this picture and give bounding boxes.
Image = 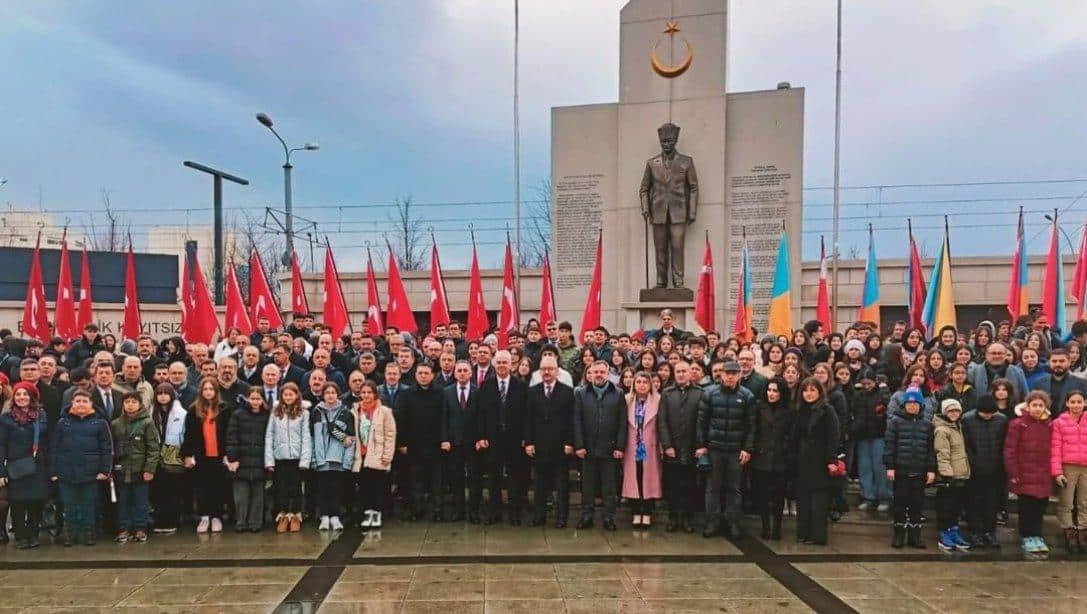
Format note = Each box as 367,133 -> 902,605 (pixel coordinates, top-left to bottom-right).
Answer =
750,377 -> 793,540
182,377 -> 231,533
0,382 -> 51,548
787,377 -> 841,546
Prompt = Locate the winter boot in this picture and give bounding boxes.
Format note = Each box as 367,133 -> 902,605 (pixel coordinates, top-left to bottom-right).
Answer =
907,523 -> 926,549
891,523 -> 907,548
950,526 -> 972,550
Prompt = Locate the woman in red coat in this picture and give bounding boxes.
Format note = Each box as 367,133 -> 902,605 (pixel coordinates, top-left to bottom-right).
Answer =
1004,390 -> 1053,554
623,371 -> 661,530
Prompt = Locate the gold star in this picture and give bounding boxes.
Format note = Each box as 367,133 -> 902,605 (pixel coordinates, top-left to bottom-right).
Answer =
664,20 -> 680,35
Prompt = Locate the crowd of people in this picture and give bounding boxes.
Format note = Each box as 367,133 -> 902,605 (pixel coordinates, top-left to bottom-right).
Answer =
0,308 -> 1084,556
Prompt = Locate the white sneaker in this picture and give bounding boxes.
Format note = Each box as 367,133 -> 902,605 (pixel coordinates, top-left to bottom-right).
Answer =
196,516 -> 210,533
210,517 -> 223,533
318,516 -> 330,531
360,510 -> 374,528
372,511 -> 382,528
330,516 -> 344,531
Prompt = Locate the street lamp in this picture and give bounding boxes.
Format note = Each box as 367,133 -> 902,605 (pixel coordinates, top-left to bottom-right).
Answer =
255,113 -> 319,266
1044,213 -> 1078,257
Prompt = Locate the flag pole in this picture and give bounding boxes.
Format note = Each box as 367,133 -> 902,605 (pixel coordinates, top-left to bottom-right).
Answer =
830,0 -> 843,334
513,0 -> 522,306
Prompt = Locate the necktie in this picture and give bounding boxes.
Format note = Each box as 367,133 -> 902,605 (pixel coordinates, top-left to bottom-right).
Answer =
459,386 -> 467,409
267,390 -> 275,406
499,380 -> 507,404
545,384 -> 552,399
478,369 -> 485,388
104,391 -> 113,416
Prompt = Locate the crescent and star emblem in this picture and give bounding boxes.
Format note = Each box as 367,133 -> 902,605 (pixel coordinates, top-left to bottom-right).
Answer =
650,20 -> 694,79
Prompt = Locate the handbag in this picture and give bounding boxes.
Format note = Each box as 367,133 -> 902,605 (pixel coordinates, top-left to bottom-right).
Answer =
161,444 -> 184,472
6,419 -> 40,480
827,459 -> 847,478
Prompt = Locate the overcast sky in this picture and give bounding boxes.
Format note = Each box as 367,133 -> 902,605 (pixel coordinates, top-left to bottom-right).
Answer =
1,1 -> 1085,266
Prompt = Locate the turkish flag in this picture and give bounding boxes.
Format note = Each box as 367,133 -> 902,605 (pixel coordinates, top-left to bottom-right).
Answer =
290,251 -> 310,316
249,250 -> 283,329
693,235 -> 715,333
816,237 -> 832,331
429,242 -> 451,330
77,245 -> 94,331
1073,226 -> 1087,321
579,232 -> 603,340
497,239 -> 519,348
224,263 -> 252,335
122,244 -> 143,340
385,248 -> 417,333
22,237 -> 49,342
181,248 -> 220,344
365,249 -> 384,336
539,252 -> 557,327
54,238 -> 78,340
465,244 -> 489,341
322,246 -> 351,338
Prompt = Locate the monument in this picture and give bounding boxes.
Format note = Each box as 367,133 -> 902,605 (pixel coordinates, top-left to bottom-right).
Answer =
552,0 -> 803,333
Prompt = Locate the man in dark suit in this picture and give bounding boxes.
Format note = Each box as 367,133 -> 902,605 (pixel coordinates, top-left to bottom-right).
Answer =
271,344 -> 306,387
238,345 -> 265,386
476,349 -> 529,525
396,361 -> 445,521
91,361 -> 125,421
658,360 -> 703,532
524,356 -> 575,528
435,352 -> 457,389
471,344 -> 494,388
379,361 -> 412,516
441,360 -> 483,522
646,308 -> 687,343
135,335 -> 164,382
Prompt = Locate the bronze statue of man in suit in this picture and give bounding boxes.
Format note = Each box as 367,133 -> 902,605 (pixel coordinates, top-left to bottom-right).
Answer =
639,123 -> 699,289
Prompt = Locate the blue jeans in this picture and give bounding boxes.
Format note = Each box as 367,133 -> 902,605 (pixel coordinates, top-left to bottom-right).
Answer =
116,479 -> 150,531
59,482 -> 97,535
855,438 -> 890,504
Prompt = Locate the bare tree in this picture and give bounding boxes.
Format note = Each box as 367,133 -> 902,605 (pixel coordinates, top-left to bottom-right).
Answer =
519,178 -> 552,267
228,209 -> 286,300
82,189 -> 130,251
389,196 -> 426,270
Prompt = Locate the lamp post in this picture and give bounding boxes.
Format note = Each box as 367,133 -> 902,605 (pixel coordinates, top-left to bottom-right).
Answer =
256,113 -> 318,267
1044,213 -> 1078,257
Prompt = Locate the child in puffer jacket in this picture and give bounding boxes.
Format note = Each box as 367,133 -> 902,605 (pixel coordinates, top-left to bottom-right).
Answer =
49,390 -> 111,546
264,382 -> 312,533
933,399 -> 971,551
1005,390 -> 1053,554
884,387 -> 935,549
1051,389 -> 1087,553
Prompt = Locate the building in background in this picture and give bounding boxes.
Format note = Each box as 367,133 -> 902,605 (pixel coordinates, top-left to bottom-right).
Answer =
0,208 -> 87,250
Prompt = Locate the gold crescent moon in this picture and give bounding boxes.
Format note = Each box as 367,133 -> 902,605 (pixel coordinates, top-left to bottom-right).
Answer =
650,38 -> 694,78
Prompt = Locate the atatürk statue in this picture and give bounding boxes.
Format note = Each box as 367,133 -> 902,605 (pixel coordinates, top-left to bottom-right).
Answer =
640,122 -> 699,289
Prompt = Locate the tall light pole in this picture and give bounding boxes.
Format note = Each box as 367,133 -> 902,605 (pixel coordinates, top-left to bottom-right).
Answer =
256,113 -> 319,266
830,0 -> 843,330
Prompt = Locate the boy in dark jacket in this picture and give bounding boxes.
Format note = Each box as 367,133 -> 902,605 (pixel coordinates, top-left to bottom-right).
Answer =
850,368 -> 891,512
226,389 -> 271,532
960,393 -> 1008,547
883,387 -> 935,548
49,390 -> 111,546
111,391 -> 160,543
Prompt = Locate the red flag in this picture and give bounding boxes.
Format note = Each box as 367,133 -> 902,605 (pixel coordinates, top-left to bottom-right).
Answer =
365,248 -> 384,336
693,234 -> 715,333
732,231 -> 752,344
579,231 -> 603,339
539,252 -> 557,327
249,250 -> 283,329
77,245 -> 94,331
906,221 -> 927,334
181,248 -> 219,344
1042,213 -> 1066,329
815,236 -> 831,331
465,243 -> 489,340
497,237 -> 519,348
290,251 -> 310,316
22,235 -> 49,342
429,240 -> 451,330
1073,221 -> 1087,321
385,245 -> 418,333
224,263 -> 252,335
54,236 -> 78,340
322,245 -> 351,338
122,244 -> 143,340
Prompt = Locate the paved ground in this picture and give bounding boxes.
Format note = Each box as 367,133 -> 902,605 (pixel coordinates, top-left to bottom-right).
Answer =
0,514 -> 1080,613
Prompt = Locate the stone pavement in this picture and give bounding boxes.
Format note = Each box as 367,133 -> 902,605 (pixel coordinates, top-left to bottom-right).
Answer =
0,514 -> 1081,613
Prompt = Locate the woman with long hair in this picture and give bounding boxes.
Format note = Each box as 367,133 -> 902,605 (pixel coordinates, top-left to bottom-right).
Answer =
637,350 -> 659,373
925,350 -> 949,394
787,377 -> 841,546
0,382 -> 50,548
757,343 -> 785,378
352,380 -> 396,530
623,371 -> 661,529
751,377 -> 793,540
311,383 -> 355,532
181,377 -> 230,533
150,384 -> 187,534
655,362 -> 674,390
265,382 -> 311,533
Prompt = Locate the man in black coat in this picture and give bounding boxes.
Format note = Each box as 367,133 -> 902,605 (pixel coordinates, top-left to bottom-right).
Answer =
657,360 -> 702,532
396,362 -> 445,521
960,394 -> 1009,546
573,361 -> 627,531
270,345 -> 306,388
380,362 -> 412,514
695,361 -> 756,539
63,324 -> 105,370
475,350 -> 529,525
441,360 -> 483,522
524,356 -> 575,528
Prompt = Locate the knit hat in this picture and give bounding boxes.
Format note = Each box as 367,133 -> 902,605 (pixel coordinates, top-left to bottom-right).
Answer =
856,366 -> 876,383
976,394 -> 998,414
11,381 -> 39,402
902,387 -> 924,405
940,398 -> 963,416
0,372 -> 9,387
844,338 -> 866,356
784,347 -> 804,361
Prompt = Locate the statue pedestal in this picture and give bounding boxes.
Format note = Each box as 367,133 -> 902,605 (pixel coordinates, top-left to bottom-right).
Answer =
639,287 -> 694,302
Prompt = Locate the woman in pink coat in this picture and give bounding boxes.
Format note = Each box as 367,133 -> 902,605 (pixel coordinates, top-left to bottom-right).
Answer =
1051,390 -> 1087,552
623,371 -> 661,529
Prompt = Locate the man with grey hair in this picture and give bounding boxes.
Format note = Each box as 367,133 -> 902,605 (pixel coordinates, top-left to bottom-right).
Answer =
573,360 -> 626,531
258,363 -> 282,407
114,355 -> 154,409
476,349 -> 529,524
441,359 -> 482,522
525,355 -> 576,528
216,355 -> 250,415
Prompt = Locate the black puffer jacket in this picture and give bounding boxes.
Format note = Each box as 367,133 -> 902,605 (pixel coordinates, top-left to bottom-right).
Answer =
827,385 -> 851,443
225,407 -> 270,480
850,386 -> 890,440
696,383 -> 756,453
935,383 -> 979,414
960,410 -> 1008,475
573,381 -> 627,458
751,398 -> 794,473
883,408 -> 935,475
